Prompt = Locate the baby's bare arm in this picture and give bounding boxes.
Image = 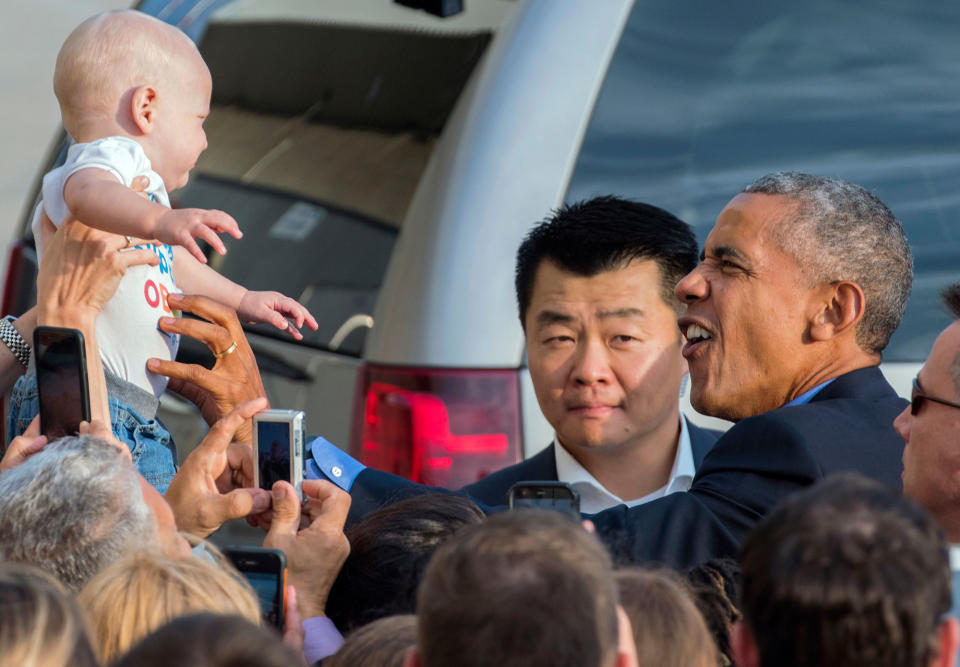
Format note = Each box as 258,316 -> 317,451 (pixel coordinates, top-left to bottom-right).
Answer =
172,247 -> 317,341
64,168 -> 242,263
172,246 -> 247,309
63,167 -> 167,239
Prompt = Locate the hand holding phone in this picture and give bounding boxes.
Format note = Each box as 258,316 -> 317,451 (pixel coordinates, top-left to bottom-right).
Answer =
34,326 -> 90,439
508,481 -> 581,520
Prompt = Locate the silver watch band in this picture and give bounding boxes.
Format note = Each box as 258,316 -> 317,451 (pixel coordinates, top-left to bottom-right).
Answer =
0,315 -> 30,367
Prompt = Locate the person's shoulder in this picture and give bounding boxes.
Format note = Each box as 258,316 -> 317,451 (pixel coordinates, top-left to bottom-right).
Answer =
461,445 -> 557,505
685,419 -> 722,469
733,368 -> 901,429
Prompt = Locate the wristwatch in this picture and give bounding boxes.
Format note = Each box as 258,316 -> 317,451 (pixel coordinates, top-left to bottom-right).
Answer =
0,315 -> 30,367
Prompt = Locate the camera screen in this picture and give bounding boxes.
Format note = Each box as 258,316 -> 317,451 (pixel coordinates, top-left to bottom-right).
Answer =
257,420 -> 291,492
36,335 -> 86,439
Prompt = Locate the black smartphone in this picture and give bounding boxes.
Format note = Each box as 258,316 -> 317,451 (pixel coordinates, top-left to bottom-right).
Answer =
507,481 -> 581,520
222,546 -> 287,629
33,326 -> 91,439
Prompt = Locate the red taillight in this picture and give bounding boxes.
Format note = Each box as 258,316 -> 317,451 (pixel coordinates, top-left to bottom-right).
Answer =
352,365 -> 523,489
1,241 -> 37,317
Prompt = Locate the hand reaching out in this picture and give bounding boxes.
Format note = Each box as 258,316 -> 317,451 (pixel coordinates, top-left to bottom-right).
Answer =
0,416 -> 47,472
237,290 -> 318,341
154,207 -> 242,263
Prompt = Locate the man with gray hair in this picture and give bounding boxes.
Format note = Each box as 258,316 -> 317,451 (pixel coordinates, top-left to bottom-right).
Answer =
587,172 -> 912,565
0,434 -> 162,590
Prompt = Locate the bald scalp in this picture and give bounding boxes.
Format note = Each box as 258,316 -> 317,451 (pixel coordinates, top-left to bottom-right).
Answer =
54,10 -> 199,136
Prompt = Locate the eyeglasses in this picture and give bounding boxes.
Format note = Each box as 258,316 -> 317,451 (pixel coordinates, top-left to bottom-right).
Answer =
911,377 -> 960,415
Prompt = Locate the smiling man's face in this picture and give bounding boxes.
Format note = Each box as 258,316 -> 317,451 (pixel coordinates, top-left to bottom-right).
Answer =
675,193 -> 824,421
524,258 -> 686,455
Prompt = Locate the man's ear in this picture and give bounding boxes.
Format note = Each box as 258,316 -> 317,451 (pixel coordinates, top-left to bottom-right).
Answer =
931,617 -> 960,667
809,280 -> 865,342
130,85 -> 158,135
731,620 -> 760,667
403,646 -> 424,667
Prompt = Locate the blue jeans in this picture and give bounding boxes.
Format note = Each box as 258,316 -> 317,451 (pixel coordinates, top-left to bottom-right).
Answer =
7,374 -> 178,493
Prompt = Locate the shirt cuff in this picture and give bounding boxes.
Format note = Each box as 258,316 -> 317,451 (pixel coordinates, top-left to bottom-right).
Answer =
304,436 -> 366,492
302,616 -> 344,663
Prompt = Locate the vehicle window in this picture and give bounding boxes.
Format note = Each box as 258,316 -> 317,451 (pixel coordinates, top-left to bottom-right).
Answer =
173,175 -> 397,356
566,0 -> 960,361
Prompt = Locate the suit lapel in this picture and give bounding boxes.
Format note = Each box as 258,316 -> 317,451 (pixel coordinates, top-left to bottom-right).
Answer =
687,419 -> 720,470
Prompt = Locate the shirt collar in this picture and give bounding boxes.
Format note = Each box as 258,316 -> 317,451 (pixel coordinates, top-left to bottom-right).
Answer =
785,378 -> 836,407
553,416 -> 696,514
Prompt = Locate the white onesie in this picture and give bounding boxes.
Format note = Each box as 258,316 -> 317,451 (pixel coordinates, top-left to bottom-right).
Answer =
32,136 -> 181,398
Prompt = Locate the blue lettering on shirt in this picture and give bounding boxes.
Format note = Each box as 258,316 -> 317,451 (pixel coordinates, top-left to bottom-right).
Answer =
135,243 -> 175,279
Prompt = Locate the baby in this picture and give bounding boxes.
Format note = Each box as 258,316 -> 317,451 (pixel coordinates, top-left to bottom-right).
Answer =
9,10 -> 317,491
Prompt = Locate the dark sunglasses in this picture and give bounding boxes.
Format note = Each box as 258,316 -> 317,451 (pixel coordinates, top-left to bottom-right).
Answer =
911,377 -> 960,415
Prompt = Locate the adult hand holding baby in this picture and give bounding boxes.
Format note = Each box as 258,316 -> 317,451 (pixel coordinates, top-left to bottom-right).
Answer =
36,214 -> 159,325
36,212 -> 161,428
148,293 -> 267,443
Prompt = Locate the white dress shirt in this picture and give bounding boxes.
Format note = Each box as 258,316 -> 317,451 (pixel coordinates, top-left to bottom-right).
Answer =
553,416 -> 696,514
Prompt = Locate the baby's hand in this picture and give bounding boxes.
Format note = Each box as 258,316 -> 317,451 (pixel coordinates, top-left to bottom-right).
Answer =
237,290 -> 319,341
154,207 -> 242,263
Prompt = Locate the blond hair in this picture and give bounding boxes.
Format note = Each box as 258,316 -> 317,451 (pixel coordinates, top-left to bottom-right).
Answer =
53,10 -> 199,136
615,568 -> 719,667
0,563 -> 99,667
77,547 -> 260,663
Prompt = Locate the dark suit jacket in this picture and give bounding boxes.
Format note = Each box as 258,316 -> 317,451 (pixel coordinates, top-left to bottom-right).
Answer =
345,367 -> 906,570
460,419 -> 720,506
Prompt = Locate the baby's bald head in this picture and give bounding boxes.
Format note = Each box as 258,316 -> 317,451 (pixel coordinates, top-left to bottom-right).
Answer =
54,10 -> 205,138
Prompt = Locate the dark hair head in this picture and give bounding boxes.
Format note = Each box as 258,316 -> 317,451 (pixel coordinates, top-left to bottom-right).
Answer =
416,510 -> 619,667
742,172 -> 913,354
112,613 -> 302,667
324,614 -> 417,667
739,473 -> 950,667
615,568 -> 718,667
326,494 -> 485,633
0,563 -> 99,667
515,196 -> 698,324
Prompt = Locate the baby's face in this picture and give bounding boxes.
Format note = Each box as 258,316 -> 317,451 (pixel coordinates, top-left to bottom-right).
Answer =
148,54 -> 212,192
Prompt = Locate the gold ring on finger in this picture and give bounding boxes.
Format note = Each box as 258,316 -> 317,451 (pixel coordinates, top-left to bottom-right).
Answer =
213,341 -> 239,359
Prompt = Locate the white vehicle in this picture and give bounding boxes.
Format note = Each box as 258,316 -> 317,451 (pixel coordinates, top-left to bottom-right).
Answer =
5,0 -> 958,489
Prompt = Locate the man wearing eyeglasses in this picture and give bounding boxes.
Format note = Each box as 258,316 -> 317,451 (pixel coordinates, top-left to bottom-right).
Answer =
896,282 -> 960,614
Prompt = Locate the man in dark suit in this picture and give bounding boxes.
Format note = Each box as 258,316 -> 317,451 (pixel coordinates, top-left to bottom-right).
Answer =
460,196 -> 719,512
308,173 -> 911,568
